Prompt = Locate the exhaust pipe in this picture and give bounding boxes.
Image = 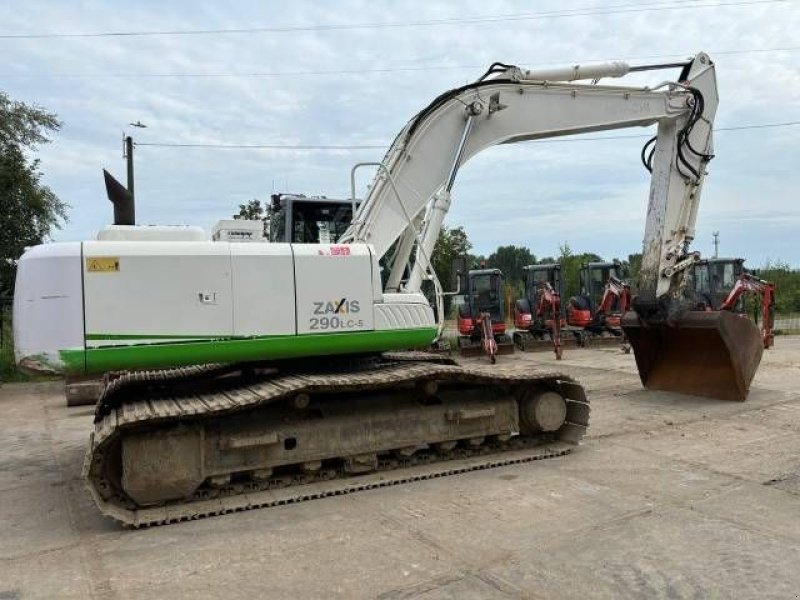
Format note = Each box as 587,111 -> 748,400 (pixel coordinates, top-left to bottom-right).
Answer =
103,169 -> 135,226
622,310 -> 763,401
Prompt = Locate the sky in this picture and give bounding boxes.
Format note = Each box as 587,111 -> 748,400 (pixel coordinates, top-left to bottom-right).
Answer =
2,0 -> 799,266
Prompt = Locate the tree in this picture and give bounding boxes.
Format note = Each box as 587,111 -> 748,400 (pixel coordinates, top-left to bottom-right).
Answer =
558,243 -> 578,299
486,245 -> 535,287
235,199 -> 264,220
233,198 -> 269,238
0,91 -> 66,297
431,225 -> 471,291
759,260 -> 800,314
557,242 -> 603,300
468,253 -> 486,269
625,252 -> 643,293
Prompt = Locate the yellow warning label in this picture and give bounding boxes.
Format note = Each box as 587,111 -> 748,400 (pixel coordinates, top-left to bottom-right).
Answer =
86,257 -> 120,273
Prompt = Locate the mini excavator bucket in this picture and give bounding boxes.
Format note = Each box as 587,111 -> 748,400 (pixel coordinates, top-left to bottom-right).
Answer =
621,310 -> 763,401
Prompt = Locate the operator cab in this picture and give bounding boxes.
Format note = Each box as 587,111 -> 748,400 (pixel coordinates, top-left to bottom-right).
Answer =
455,268 -> 514,359
464,269 -> 504,322
578,261 -> 624,312
523,264 -> 565,318
268,194 -> 359,244
693,257 -> 746,311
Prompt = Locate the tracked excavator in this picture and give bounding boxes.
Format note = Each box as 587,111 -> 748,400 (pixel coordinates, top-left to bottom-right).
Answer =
692,257 -> 775,349
567,261 -> 631,348
14,52 -> 762,526
456,268 -> 515,361
513,264 -> 582,356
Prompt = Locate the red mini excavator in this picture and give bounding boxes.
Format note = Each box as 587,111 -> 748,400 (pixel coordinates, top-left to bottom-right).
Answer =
513,264 -> 583,357
719,273 -> 775,349
567,261 -> 631,350
457,268 -> 515,362
692,258 -> 775,349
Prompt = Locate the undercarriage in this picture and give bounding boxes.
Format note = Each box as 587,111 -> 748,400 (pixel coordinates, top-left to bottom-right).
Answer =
85,354 -> 589,526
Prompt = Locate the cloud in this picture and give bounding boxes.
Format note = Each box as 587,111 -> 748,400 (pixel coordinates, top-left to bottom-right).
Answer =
2,0 -> 799,265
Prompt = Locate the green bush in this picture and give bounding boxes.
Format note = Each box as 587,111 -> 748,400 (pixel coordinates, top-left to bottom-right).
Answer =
0,306 -> 38,382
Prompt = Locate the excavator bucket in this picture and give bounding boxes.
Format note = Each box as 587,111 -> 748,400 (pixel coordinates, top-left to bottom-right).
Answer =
621,310 -> 763,401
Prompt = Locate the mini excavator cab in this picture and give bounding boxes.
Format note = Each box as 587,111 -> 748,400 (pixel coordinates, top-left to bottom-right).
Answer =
693,257 -> 746,311
459,269 -> 505,333
524,264 -> 566,319
456,269 -> 514,360
579,261 -> 625,312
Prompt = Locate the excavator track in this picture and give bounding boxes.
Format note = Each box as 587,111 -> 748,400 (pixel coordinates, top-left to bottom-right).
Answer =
85,354 -> 589,527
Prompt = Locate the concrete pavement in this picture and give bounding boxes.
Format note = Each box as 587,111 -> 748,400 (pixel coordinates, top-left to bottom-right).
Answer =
1,338 -> 799,599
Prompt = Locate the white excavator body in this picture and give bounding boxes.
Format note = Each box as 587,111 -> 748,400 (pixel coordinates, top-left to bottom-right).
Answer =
14,237 -> 434,375
17,53 -> 722,380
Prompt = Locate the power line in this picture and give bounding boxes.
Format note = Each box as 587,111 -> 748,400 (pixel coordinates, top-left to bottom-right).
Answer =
4,45 -> 798,80
526,121 -> 800,143
717,121 -> 800,131
135,121 -> 800,151
0,0 -> 785,39
136,142 -> 386,150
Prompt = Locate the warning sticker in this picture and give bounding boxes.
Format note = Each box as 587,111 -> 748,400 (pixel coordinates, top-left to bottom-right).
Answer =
86,257 -> 120,273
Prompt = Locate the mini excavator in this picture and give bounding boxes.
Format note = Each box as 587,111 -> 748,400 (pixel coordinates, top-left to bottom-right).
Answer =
567,261 -> 631,350
692,257 -> 775,349
513,264 -> 579,357
456,268 -> 515,362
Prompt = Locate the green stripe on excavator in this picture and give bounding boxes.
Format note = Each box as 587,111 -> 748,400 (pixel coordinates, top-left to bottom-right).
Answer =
60,327 -> 438,376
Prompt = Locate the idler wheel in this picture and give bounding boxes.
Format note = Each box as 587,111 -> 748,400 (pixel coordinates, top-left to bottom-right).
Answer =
519,390 -> 567,433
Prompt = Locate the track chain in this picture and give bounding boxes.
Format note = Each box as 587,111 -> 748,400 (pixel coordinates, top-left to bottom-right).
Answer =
85,354 -> 589,527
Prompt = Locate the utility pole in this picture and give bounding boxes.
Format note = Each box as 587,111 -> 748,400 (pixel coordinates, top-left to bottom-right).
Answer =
122,121 -> 147,204
712,231 -> 720,258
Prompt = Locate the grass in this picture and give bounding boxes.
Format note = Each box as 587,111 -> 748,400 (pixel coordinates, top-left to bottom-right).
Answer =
0,307 -> 42,383
772,312 -> 800,335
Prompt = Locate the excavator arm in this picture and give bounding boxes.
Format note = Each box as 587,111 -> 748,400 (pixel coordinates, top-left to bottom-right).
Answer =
341,53 -> 718,326
536,282 -> 563,359
595,276 -> 632,319
343,53 -> 763,401
720,273 -> 776,349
